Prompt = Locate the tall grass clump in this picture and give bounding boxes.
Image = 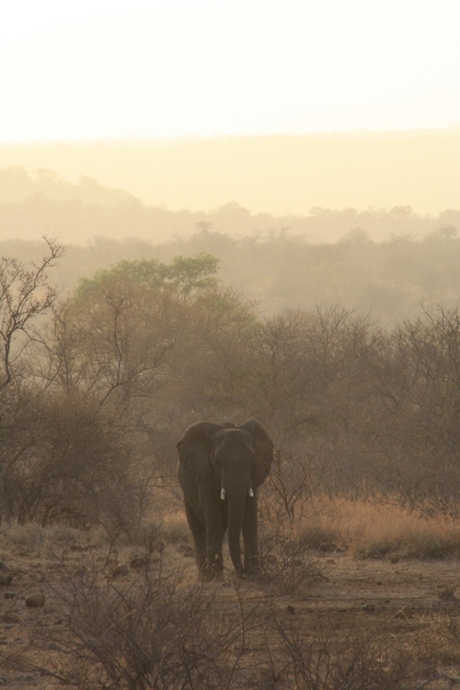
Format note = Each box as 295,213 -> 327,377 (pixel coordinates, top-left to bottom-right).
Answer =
294,495 -> 460,559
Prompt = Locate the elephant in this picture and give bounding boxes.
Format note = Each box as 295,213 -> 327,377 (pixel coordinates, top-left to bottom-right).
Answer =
177,419 -> 273,578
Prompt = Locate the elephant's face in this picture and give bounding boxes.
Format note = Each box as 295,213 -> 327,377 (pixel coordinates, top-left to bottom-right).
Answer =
211,428 -> 255,499
177,420 -> 272,494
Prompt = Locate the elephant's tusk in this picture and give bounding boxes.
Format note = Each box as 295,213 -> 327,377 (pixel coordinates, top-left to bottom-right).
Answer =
221,488 -> 226,500
248,488 -> 254,497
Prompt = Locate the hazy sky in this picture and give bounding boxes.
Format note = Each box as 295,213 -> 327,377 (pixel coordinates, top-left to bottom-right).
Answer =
2,0 -> 460,142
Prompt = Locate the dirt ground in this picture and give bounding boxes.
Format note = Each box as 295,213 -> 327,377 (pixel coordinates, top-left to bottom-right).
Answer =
1,545 -> 460,689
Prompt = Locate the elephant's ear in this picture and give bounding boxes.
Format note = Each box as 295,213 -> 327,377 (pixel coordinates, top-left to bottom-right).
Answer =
176,422 -> 222,486
241,419 -> 273,488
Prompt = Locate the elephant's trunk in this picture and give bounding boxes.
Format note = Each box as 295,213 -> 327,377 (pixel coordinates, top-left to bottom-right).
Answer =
227,493 -> 247,574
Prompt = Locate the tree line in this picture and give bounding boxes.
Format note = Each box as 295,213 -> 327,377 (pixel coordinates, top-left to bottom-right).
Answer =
2,165 -> 460,247
4,223 -> 460,324
4,166 -> 460,324
2,237 -> 460,530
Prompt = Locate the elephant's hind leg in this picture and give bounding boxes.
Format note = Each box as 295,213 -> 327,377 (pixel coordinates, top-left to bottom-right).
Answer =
185,503 -> 206,574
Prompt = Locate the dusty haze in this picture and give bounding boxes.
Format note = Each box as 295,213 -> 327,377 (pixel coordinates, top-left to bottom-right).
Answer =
1,130 -> 459,217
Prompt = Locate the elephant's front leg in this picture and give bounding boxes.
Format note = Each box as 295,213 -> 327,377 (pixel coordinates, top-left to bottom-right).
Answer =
184,503 -> 206,574
203,493 -> 226,579
242,493 -> 260,574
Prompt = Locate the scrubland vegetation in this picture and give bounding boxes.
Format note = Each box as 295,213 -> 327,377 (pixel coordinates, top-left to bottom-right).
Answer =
4,199 -> 460,684
4,235 -> 460,529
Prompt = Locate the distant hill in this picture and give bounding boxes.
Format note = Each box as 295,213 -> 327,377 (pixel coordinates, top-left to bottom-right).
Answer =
1,166 -> 459,247
1,130 -> 460,218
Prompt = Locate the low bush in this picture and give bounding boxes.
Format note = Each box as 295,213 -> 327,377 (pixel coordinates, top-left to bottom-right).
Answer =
38,553 -> 252,689
273,614 -> 417,690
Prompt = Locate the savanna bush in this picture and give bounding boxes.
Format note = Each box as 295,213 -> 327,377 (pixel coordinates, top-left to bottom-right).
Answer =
43,555 -> 249,690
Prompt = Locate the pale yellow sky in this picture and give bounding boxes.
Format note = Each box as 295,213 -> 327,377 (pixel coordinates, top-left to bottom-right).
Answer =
2,1 -> 460,218
2,0 -> 460,141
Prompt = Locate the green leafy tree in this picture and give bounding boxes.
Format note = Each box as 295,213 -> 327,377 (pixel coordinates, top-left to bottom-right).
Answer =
52,253 -> 219,409
75,252 -> 219,300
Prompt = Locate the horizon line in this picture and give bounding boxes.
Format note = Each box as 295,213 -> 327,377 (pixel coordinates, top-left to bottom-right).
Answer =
2,126 -> 460,147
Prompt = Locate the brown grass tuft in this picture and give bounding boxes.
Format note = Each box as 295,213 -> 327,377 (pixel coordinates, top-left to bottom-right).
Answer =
294,495 -> 460,560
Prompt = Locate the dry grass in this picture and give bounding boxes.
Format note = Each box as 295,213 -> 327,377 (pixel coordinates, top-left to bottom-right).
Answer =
4,493 -> 460,566
291,495 -> 460,560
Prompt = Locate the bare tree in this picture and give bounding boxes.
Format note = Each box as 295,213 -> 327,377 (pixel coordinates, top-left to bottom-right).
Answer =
0,236 -> 63,389
0,237 -> 64,521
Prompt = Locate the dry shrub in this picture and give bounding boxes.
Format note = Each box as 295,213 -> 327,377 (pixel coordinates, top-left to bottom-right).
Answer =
414,612 -> 460,669
273,614 -> 417,690
294,495 -> 460,559
257,510 -> 325,596
0,521 -> 48,555
37,554 -> 250,689
257,533 -> 324,596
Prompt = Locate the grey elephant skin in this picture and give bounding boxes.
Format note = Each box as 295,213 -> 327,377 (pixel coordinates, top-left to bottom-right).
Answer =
177,419 -> 273,578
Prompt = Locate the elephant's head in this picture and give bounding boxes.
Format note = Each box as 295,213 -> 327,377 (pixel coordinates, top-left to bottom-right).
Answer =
177,419 -> 273,573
